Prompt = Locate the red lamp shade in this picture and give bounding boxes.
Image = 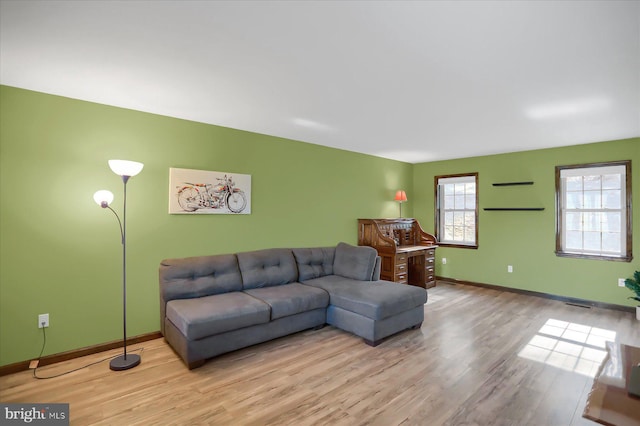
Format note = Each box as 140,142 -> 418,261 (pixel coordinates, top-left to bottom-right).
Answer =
394,190 -> 407,202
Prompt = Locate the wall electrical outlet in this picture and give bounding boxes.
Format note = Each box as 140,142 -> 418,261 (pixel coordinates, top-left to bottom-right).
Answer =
619,278 -> 627,287
38,313 -> 49,328
507,265 -> 513,273
442,258 -> 447,265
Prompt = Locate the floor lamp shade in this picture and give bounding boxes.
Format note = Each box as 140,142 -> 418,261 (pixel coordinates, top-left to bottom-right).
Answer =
108,160 -> 144,177
394,190 -> 407,217
93,190 -> 114,207
394,190 -> 407,202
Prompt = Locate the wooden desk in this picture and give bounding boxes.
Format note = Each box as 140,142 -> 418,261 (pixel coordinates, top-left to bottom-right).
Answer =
358,218 -> 437,288
583,342 -> 640,426
382,245 -> 436,288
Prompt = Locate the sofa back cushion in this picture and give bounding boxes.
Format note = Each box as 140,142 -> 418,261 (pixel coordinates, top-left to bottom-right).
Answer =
292,247 -> 335,281
159,254 -> 242,303
237,248 -> 298,289
333,242 -> 378,281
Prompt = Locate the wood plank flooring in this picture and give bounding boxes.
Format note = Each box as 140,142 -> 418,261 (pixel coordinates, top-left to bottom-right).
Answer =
1,282 -> 639,425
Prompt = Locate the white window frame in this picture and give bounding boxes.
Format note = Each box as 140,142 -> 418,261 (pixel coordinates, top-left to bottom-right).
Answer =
435,173 -> 478,248
555,161 -> 632,262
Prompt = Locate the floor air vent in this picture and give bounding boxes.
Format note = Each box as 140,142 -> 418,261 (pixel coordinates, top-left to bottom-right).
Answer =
565,302 -> 592,309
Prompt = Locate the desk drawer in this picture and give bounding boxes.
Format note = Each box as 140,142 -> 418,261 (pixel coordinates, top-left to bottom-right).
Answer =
425,264 -> 435,286
395,262 -> 408,273
425,249 -> 436,258
395,273 -> 408,284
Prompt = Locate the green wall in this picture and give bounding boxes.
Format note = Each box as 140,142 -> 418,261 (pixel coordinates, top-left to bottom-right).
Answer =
0,86 -> 413,366
413,138 -> 639,306
1,85 -> 637,368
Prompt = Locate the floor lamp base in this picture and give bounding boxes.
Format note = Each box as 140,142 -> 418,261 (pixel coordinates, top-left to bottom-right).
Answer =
110,353 -> 141,371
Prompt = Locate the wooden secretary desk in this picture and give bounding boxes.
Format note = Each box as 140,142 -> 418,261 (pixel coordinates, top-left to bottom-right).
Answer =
358,218 -> 438,288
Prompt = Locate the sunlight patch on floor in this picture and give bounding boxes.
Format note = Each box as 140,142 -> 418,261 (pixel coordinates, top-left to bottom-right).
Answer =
518,318 -> 615,377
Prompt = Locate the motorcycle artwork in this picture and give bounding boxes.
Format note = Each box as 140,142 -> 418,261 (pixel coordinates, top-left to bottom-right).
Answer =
169,168 -> 251,214
176,174 -> 247,213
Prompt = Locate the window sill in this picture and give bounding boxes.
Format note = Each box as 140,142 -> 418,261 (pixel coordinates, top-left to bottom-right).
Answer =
555,251 -> 633,262
438,242 -> 478,249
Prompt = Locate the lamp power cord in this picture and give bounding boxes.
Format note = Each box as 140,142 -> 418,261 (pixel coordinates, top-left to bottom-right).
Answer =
32,323 -> 143,380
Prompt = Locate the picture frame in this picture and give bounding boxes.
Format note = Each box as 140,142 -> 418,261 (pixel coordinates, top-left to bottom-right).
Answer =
169,168 -> 251,214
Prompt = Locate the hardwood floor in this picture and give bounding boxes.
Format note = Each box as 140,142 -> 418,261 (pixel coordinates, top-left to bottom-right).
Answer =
1,282 -> 639,425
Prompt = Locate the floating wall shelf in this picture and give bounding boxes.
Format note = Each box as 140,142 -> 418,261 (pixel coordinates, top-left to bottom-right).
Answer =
486,181 -> 542,210
483,207 -> 545,211
492,181 -> 534,186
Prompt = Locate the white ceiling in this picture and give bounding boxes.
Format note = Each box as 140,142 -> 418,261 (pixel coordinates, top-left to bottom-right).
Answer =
1,0 -> 638,163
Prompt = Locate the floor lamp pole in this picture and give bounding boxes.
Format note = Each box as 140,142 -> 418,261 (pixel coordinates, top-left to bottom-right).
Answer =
109,174 -> 140,371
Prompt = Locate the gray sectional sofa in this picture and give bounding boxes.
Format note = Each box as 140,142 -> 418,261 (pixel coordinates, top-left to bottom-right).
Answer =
159,242 -> 427,369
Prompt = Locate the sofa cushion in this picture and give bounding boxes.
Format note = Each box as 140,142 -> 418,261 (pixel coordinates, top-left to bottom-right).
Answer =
159,254 -> 242,302
292,247 -> 335,281
333,242 -> 378,281
237,248 -> 298,290
166,292 -> 270,340
302,275 -> 426,320
244,283 -> 329,320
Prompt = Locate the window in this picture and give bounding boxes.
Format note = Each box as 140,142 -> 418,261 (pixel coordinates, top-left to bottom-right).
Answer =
435,173 -> 478,248
555,161 -> 632,262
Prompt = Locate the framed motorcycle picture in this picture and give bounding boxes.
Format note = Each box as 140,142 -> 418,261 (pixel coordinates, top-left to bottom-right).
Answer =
169,168 -> 251,214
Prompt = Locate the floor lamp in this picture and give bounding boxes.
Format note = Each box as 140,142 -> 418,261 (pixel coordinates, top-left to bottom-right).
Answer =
93,159 -> 144,371
394,190 -> 407,218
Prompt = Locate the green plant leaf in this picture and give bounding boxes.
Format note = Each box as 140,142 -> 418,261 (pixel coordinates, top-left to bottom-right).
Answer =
624,271 -> 640,299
